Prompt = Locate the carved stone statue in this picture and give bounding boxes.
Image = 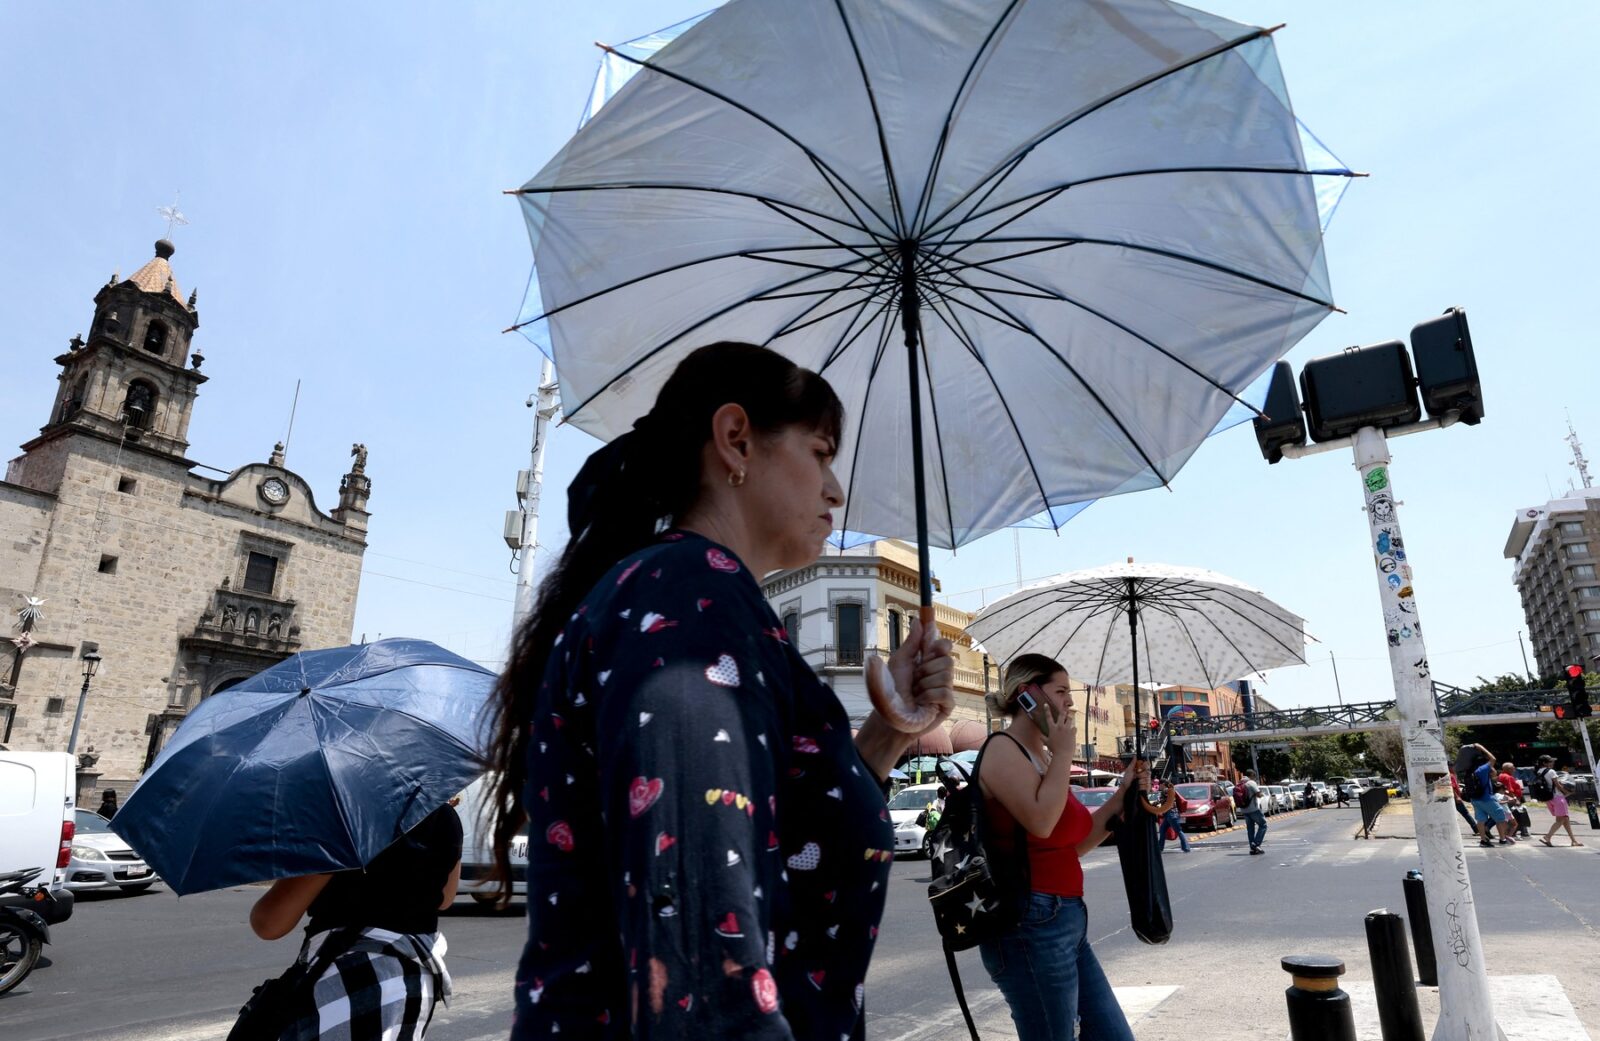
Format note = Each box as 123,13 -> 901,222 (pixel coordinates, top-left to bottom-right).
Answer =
350,443 -> 369,475
267,613 -> 282,638
77,745 -> 100,771
244,609 -> 260,634
220,603 -> 237,631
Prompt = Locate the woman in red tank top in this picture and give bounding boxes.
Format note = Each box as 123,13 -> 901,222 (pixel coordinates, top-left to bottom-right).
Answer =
976,654 -> 1145,1041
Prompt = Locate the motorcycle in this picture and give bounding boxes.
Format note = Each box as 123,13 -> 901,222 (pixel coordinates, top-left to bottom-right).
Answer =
0,867 -> 73,996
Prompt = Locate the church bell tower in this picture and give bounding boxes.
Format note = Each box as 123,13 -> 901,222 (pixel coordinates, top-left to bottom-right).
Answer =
40,239 -> 207,461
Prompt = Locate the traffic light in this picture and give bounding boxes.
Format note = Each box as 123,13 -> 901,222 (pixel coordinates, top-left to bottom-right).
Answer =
1300,340 -> 1421,443
1410,307 -> 1484,425
1566,664 -> 1592,719
1253,361 -> 1307,464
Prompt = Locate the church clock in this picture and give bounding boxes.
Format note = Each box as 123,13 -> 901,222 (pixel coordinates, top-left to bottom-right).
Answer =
259,477 -> 289,506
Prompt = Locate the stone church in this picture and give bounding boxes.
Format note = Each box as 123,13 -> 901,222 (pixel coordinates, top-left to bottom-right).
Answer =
0,238 -> 371,793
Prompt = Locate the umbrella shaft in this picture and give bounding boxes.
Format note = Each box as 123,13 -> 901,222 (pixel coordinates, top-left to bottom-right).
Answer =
900,242 -> 933,614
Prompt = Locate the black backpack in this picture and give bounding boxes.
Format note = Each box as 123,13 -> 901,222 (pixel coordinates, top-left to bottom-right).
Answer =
1529,770 -> 1555,802
1462,767 -> 1487,800
926,732 -> 1030,1041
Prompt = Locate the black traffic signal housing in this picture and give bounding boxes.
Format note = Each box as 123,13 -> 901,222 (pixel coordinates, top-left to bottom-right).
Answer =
1566,664 -> 1592,719
1410,307 -> 1484,425
1253,360 -> 1307,464
1300,340 -> 1422,443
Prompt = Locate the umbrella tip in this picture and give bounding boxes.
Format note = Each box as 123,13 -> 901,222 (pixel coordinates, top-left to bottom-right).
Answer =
300,686 -> 312,697
1127,556 -> 1134,564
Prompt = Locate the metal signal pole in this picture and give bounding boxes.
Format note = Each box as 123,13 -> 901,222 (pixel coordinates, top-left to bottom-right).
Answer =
513,358 -> 559,630
1348,426 -> 1501,1041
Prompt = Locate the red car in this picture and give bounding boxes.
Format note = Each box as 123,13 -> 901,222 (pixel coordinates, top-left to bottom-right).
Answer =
1073,786 -> 1119,846
1175,782 -> 1236,831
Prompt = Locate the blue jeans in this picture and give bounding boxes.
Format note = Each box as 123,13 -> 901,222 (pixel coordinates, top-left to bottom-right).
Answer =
1158,809 -> 1189,852
1245,810 -> 1268,848
978,893 -> 1134,1041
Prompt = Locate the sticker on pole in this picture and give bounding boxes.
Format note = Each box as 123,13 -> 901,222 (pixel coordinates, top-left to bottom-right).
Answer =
1364,467 -> 1390,494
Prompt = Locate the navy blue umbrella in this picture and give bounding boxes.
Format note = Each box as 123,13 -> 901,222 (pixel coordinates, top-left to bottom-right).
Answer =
112,639 -> 495,896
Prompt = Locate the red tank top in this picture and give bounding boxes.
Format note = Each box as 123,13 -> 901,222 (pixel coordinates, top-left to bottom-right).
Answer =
985,782 -> 1093,898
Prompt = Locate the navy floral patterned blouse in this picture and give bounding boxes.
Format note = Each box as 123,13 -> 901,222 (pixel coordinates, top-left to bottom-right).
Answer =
512,531 -> 893,1041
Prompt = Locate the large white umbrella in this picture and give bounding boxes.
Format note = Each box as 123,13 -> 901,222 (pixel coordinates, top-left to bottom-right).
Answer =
511,0 -> 1356,618
966,561 -> 1309,737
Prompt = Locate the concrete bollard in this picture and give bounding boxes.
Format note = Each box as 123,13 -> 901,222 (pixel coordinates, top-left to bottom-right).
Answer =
1401,870 -> 1437,987
1365,909 -> 1425,1041
1282,954 -> 1356,1041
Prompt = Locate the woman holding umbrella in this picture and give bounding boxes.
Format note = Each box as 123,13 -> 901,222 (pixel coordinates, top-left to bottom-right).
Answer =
978,654 -> 1146,1041
484,343 -> 955,1041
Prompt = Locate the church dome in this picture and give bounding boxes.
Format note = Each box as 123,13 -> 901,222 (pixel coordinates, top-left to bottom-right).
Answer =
123,239 -> 185,303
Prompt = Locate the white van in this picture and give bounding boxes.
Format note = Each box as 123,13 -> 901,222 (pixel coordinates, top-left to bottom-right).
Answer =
455,776 -> 527,906
0,751 -> 76,892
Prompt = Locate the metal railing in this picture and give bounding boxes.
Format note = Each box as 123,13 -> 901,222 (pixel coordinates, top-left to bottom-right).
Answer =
1164,685 -> 1568,742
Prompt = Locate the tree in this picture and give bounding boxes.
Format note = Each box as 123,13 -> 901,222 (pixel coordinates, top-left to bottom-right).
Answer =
1288,735 -> 1360,780
1471,672 -> 1539,693
1365,728 -> 1406,776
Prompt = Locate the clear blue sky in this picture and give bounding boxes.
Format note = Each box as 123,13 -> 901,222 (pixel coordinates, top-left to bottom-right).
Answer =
3,2 -> 1596,709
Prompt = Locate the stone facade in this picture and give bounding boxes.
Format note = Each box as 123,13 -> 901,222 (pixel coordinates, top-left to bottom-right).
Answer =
0,240 -> 370,791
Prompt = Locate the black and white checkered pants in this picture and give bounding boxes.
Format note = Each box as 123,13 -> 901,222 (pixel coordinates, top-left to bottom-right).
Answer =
282,928 -> 452,1041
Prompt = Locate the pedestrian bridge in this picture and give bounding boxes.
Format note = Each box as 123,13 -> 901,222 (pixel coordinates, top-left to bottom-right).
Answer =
1163,685 -> 1563,745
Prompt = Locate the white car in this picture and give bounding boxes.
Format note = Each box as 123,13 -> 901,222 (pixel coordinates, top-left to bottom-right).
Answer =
888,782 -> 944,858
65,810 -> 158,893
455,777 -> 526,907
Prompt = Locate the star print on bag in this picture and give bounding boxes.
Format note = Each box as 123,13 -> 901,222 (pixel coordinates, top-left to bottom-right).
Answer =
705,653 -> 740,687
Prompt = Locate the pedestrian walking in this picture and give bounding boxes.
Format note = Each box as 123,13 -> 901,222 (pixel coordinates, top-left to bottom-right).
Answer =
96,789 -> 118,820
1238,770 -> 1269,854
1498,762 -> 1530,838
482,344 -> 956,1040
1448,769 -> 1478,831
1156,782 -> 1191,854
975,654 -> 1146,1041
1536,755 -> 1585,847
246,803 -> 462,1041
1335,782 -> 1350,808
1457,743 -> 1514,846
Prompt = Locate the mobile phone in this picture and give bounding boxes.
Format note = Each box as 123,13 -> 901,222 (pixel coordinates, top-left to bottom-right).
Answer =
1015,689 -> 1039,716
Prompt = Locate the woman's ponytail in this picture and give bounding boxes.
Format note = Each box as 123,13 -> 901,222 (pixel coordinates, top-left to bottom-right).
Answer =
481,342 -> 843,904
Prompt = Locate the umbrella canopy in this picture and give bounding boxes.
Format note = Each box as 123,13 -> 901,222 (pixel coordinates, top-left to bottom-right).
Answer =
112,639 -> 495,896
948,718 -> 989,752
967,562 -> 1307,744
968,562 -> 1308,687
512,0 -> 1355,605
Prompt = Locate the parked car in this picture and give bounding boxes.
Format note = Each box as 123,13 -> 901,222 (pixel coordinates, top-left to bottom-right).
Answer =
1560,773 -> 1597,803
65,810 -> 157,894
1075,787 -> 1120,846
888,782 -> 943,858
1175,782 -> 1235,831
455,776 -> 526,907
1267,785 -> 1293,813
1310,781 -> 1333,805
0,751 -> 75,894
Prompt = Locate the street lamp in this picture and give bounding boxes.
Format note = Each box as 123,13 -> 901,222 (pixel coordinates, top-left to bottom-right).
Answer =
68,648 -> 101,754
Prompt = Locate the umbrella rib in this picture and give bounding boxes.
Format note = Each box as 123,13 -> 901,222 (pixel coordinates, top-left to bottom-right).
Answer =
917,25 -> 1278,237
914,274 -> 1056,530
507,242 -> 877,332
831,0 -> 908,236
1172,590 -> 1309,663
812,284 -> 899,373
769,277 -> 896,346
917,246 -> 1269,418
1145,600 -> 1219,691
1089,594 -> 1128,690
922,164 -> 1358,243
908,0 -> 1028,234
1182,602 -> 1277,681
921,264 -> 1171,487
935,234 -> 1336,310
563,256 -> 894,425
835,304 -> 901,541
594,45 -> 899,239
511,181 -> 880,240
911,285 -> 959,546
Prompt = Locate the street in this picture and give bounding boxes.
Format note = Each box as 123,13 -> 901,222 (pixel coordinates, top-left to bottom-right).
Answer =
5,803 -> 1595,1041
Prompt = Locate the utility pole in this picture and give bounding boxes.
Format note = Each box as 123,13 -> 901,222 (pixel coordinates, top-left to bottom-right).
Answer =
513,358 -> 560,630
1329,651 -> 1344,705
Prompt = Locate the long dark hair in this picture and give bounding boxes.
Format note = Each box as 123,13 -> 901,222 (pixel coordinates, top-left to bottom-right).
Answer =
482,342 -> 843,902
